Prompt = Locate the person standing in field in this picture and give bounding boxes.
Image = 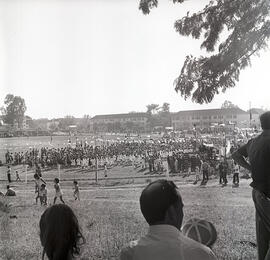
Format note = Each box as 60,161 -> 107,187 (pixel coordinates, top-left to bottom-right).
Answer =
73,180 -> 80,201
232,111 -> 270,260
222,159 -> 228,186
15,170 -> 21,182
40,184 -> 48,206
7,166 -> 11,183
232,161 -> 240,186
36,165 -> 42,177
201,160 -> 210,185
218,159 -> 223,185
53,178 -> 65,204
193,166 -> 200,185
218,158 -> 228,186
34,173 -> 46,205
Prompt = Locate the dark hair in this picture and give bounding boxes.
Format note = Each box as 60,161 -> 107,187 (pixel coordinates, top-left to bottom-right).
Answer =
54,178 -> 59,183
260,111 -> 270,130
41,184 -> 46,188
6,185 -> 10,189
39,204 -> 85,260
73,180 -> 78,185
140,179 -> 182,225
34,173 -> 39,179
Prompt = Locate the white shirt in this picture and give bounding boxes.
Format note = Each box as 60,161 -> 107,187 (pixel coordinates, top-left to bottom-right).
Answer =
120,224 -> 216,260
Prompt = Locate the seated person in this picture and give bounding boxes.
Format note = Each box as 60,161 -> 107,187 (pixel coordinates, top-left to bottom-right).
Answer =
5,185 -> 16,196
39,204 -> 85,260
120,179 -> 216,260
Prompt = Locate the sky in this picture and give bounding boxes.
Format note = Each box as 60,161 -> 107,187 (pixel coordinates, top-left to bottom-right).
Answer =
0,0 -> 270,119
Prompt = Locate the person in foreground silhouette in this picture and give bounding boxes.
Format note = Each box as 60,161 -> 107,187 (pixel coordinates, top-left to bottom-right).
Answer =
120,179 -> 216,260
232,111 -> 270,260
39,204 -> 85,260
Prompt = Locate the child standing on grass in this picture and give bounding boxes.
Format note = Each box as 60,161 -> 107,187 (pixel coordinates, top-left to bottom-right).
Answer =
53,178 -> 65,204
40,184 -> 48,206
34,173 -> 46,205
193,166 -> 200,185
233,161 -> 240,186
15,170 -> 21,182
73,180 -> 80,201
7,166 -> 11,183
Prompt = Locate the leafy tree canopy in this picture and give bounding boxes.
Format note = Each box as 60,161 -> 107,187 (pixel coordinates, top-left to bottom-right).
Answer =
139,0 -> 270,103
58,115 -> 75,130
221,100 -> 239,109
146,102 -> 172,128
146,103 -> 160,114
161,102 -> 170,113
2,94 -> 27,125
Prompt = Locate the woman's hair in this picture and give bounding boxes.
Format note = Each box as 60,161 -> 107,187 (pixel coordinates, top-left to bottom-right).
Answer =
54,178 -> 59,183
39,204 -> 85,260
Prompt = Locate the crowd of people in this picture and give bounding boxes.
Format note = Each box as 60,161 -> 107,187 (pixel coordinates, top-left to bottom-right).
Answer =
4,137 -> 197,168
2,112 -> 270,260
36,111 -> 270,259
3,135 -> 239,179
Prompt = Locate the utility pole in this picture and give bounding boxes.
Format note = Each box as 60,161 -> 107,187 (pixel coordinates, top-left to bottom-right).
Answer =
249,101 -> 252,127
95,156 -> 98,183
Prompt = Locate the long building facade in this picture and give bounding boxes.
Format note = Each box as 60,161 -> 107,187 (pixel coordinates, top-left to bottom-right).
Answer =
171,108 -> 250,130
90,113 -> 149,132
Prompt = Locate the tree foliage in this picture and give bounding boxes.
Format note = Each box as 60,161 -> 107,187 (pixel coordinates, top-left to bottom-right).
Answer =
139,0 -> 270,103
221,100 -> 239,109
77,115 -> 92,132
146,103 -> 160,114
2,94 -> 27,126
58,115 -> 75,130
161,102 -> 170,113
146,102 -> 171,128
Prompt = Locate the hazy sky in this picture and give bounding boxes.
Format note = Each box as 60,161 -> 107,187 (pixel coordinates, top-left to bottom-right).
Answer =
0,0 -> 270,119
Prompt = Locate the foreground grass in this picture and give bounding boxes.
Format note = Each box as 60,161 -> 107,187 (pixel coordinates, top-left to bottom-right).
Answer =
0,166 -> 257,260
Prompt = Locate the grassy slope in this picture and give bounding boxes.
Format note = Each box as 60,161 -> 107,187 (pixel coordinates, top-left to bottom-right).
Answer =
0,165 -> 257,260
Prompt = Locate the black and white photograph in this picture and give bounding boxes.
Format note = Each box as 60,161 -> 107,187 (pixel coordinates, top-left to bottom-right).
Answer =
0,0 -> 270,259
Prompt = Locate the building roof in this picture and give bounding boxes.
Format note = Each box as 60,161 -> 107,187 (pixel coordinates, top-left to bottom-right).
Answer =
248,108 -> 265,115
91,113 -> 148,120
172,107 -> 248,116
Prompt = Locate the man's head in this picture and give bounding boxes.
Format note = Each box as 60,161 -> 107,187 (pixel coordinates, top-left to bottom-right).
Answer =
260,111 -> 270,130
140,179 -> 184,230
6,185 -> 10,190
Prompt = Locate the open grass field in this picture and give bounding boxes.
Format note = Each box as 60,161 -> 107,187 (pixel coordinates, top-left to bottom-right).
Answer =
0,165 -> 257,260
